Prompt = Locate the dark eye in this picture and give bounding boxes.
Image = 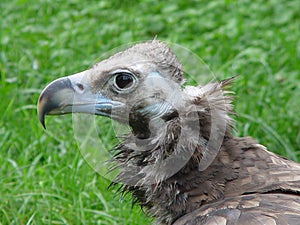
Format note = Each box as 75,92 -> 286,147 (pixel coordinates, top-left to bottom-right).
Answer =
114,72 -> 135,90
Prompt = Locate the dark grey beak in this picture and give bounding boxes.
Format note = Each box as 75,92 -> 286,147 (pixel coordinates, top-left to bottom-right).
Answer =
37,70 -> 122,128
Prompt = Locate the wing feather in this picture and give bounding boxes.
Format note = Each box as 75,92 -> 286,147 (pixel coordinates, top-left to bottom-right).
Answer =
174,193 -> 300,225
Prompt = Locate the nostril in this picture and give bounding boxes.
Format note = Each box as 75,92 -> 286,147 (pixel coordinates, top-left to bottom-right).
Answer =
76,83 -> 84,91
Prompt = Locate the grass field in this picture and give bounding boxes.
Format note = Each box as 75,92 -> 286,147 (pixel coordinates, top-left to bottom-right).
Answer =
1,0 -> 299,224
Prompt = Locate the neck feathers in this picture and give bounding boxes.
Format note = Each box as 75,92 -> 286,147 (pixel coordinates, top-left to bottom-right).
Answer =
111,77 -> 235,223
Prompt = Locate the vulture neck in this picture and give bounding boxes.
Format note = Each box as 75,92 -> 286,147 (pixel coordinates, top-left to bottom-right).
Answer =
114,116 -> 234,224
112,79 -> 237,224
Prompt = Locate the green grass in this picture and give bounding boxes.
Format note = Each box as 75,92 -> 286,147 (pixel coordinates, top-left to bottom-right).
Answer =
1,0 -> 299,224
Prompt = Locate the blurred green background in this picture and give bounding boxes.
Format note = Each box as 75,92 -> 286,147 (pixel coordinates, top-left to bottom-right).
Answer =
1,0 -> 299,224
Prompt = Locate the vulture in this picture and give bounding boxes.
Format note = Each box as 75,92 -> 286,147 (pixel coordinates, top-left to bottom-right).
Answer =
37,40 -> 300,225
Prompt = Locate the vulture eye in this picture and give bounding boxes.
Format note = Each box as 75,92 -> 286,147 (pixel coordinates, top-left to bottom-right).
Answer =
113,72 -> 136,91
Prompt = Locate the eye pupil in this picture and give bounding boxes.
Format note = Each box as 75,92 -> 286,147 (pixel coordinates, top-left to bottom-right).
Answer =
115,73 -> 134,89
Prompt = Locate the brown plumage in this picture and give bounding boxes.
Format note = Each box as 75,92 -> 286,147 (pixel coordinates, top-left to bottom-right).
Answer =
37,40 -> 300,225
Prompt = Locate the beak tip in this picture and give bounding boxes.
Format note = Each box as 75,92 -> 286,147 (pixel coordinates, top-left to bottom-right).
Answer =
37,95 -> 47,129
40,118 -> 46,129
38,108 -> 47,129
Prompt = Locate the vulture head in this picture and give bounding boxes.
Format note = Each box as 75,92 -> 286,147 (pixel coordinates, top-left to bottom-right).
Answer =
38,40 -> 234,223
38,41 -> 185,135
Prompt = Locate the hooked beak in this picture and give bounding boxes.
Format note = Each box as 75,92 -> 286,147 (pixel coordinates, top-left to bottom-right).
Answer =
37,70 -> 122,129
